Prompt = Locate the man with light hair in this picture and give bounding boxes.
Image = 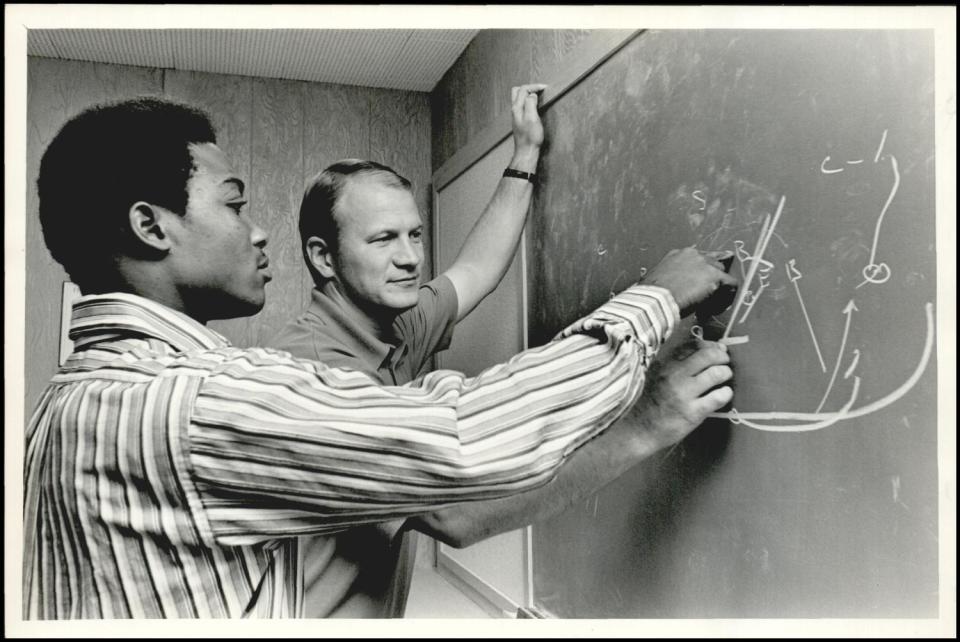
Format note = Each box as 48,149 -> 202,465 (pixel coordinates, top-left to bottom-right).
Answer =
273,85 -> 740,617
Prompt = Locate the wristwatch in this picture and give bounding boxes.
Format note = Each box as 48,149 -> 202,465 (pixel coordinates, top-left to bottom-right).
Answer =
503,167 -> 537,184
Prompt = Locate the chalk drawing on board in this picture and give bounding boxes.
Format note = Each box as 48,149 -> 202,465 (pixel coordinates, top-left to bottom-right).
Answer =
785,259 -> 827,372
528,29 -> 938,619
815,300 -> 859,412
699,131 -> 934,432
711,300 -> 933,432
857,151 -> 900,289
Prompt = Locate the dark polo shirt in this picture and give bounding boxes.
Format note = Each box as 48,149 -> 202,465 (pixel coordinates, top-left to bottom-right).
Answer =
269,275 -> 458,618
272,275 -> 458,385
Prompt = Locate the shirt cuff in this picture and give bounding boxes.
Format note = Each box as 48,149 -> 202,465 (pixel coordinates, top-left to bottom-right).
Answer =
627,284 -> 681,334
554,284 -> 680,355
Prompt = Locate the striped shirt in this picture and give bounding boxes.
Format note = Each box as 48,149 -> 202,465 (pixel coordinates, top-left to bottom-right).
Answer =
23,285 -> 678,619
270,276 -> 460,618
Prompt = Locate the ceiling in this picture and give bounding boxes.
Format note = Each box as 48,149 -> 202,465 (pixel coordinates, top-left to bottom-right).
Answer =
27,29 -> 479,92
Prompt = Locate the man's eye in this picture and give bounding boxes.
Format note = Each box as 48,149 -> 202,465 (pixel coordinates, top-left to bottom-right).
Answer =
228,201 -> 247,214
411,230 -> 423,240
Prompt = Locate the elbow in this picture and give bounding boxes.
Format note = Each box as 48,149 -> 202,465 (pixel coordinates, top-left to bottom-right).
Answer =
435,531 -> 475,550
445,526 -> 487,549
410,511 -> 486,549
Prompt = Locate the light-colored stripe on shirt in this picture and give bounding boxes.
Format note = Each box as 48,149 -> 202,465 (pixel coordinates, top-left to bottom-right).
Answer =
23,285 -> 677,618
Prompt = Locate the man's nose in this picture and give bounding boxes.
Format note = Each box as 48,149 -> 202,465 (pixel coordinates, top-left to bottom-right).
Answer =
394,238 -> 422,268
251,222 -> 269,249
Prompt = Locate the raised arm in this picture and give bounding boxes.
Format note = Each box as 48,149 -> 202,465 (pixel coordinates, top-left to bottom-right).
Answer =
443,83 -> 547,321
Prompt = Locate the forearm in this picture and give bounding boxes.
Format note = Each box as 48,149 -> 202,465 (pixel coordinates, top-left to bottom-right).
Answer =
189,286 -> 678,541
446,144 -> 540,320
409,409 -> 663,548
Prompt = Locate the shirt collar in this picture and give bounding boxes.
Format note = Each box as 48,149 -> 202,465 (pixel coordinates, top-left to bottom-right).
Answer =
69,292 -> 231,353
306,288 -> 409,370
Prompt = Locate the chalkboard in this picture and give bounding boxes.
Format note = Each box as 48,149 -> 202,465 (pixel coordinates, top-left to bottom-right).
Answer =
528,30 -> 938,618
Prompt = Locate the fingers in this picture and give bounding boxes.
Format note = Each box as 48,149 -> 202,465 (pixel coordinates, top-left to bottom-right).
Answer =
703,250 -> 734,262
514,83 -> 548,95
692,364 -> 734,392
682,343 -> 734,409
700,250 -> 737,280
716,269 -> 740,288
713,251 -> 736,272
701,250 -> 729,270
678,342 -> 729,375
511,88 -> 524,122
692,386 -> 734,415
512,83 -> 546,116
523,94 -> 541,122
524,92 -> 541,118
699,250 -> 740,290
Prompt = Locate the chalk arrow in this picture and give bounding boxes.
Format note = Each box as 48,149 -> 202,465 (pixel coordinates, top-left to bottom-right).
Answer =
786,260 -> 828,372
816,299 -> 858,412
814,299 -> 860,412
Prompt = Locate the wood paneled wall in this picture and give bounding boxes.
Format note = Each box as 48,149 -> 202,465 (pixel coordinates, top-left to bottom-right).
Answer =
25,59 -> 162,415
430,29 -> 592,172
25,56 -> 431,410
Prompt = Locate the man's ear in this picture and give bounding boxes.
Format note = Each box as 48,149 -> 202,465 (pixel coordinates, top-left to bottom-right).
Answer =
306,235 -> 336,279
128,202 -> 173,253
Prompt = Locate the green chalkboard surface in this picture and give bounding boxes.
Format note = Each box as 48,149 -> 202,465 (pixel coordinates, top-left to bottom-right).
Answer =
529,30 -> 937,617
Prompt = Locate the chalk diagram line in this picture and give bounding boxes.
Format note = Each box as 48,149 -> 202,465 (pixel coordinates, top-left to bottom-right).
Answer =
815,299 -> 858,412
721,197 -> 783,341
695,130 -> 929,432
709,302 -> 934,432
786,259 -> 827,373
857,145 -> 900,289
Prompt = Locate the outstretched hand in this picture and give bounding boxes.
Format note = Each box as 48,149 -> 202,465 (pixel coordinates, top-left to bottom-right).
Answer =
630,338 -> 733,452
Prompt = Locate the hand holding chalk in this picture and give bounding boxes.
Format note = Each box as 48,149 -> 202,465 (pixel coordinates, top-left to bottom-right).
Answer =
644,247 -> 739,318
630,337 -> 733,452
695,250 -> 738,322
